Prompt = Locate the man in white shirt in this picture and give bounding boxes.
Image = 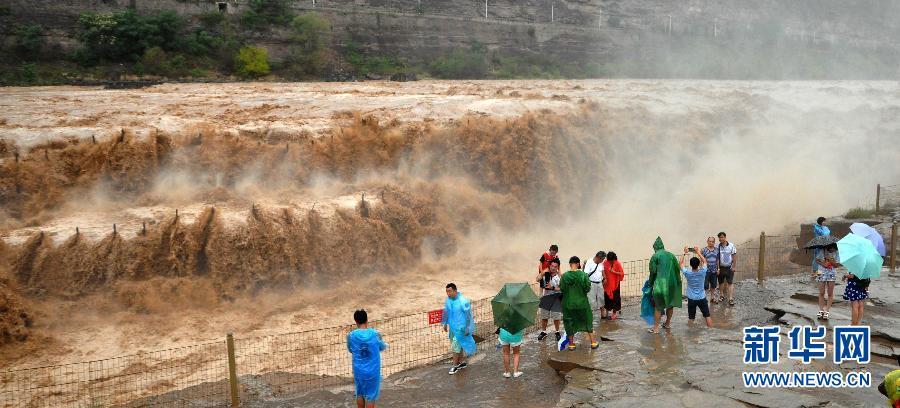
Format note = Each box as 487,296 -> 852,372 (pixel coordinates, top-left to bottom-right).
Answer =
583,251 -> 606,318
716,232 -> 738,306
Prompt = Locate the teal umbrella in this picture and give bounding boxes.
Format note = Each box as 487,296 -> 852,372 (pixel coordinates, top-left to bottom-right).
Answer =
837,233 -> 883,279
491,283 -> 540,334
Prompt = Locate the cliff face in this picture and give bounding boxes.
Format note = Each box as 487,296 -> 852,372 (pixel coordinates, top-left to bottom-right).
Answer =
4,0 -> 900,77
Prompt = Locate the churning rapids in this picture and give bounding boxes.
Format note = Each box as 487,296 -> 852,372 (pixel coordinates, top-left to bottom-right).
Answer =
0,79 -> 898,373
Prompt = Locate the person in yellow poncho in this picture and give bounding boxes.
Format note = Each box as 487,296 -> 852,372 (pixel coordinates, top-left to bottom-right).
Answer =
648,237 -> 682,334
879,369 -> 900,408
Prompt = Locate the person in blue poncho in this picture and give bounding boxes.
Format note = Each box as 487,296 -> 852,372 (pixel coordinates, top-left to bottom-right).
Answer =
442,282 -> 476,375
347,309 -> 387,408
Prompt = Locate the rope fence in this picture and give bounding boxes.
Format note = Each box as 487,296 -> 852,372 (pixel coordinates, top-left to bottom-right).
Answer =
0,229 -> 854,407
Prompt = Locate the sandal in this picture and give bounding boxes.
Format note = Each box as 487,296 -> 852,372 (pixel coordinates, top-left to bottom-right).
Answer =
662,323 -> 671,330
590,342 -> 600,349
567,344 -> 576,351
823,311 -> 830,320
647,328 -> 659,334
816,310 -> 824,319
728,298 -> 735,306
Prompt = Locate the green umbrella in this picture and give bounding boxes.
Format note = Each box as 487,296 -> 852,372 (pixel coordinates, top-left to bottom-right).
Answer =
837,233 -> 883,279
491,283 -> 540,334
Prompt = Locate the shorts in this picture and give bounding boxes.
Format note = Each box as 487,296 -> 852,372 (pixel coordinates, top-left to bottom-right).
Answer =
704,272 -> 718,290
717,265 -> 734,284
450,335 -> 462,353
603,288 -> 621,312
499,338 -> 523,347
354,376 -> 381,401
687,298 -> 710,320
539,307 -> 562,321
815,268 -> 836,282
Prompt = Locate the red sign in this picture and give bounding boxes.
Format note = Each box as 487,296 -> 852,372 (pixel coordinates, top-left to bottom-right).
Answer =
428,309 -> 444,325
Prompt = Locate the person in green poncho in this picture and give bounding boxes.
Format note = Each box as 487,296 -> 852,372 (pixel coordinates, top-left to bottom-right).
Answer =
648,237 -> 682,334
559,256 -> 599,350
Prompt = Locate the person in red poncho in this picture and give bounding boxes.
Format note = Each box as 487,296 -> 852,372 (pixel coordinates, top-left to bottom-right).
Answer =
602,251 -> 625,320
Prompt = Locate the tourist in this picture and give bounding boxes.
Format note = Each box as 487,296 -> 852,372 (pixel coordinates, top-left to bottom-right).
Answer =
842,270 -> 870,326
559,256 -> 598,350
538,244 -> 560,274
877,369 -> 900,408
602,251 -> 624,321
814,243 -> 839,320
347,309 -> 387,408
681,247 -> 713,328
648,237 -> 682,334
716,232 -> 737,306
442,283 -> 476,375
498,327 -> 524,378
812,217 -> 830,275
583,251 -> 606,316
536,259 -> 563,342
701,237 -> 720,303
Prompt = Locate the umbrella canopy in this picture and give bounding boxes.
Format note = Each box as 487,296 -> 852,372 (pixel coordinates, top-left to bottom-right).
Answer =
837,233 -> 883,279
804,235 -> 839,249
849,222 -> 887,256
491,283 -> 540,334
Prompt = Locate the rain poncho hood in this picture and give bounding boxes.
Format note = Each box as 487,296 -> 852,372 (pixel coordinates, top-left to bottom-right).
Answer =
649,237 -> 682,310
559,269 -> 593,334
443,292 -> 477,355
884,369 -> 900,407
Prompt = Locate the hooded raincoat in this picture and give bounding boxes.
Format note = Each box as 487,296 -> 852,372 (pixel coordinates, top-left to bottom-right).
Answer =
442,292 -> 477,355
347,327 -> 388,401
559,268 -> 593,334
649,237 -> 682,310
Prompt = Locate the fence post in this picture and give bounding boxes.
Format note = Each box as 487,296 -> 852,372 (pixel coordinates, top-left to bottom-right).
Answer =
875,184 -> 881,214
757,232 -> 766,284
891,222 -> 897,275
226,333 -> 239,407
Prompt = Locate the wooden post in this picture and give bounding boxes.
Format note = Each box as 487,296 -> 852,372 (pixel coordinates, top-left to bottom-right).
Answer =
875,184 -> 881,215
757,232 -> 766,284
891,223 -> 897,274
113,224 -> 117,235
226,333 -> 239,408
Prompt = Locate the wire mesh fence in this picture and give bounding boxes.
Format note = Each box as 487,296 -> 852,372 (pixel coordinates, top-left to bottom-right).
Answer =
0,231 -> 836,407
0,341 -> 229,408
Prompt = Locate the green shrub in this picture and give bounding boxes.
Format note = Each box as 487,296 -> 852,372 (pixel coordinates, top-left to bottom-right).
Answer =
76,10 -> 184,64
234,46 -> 270,78
844,207 -> 876,219
19,63 -> 37,84
428,45 -> 488,79
242,0 -> 293,30
285,12 -> 331,76
14,24 -> 45,59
